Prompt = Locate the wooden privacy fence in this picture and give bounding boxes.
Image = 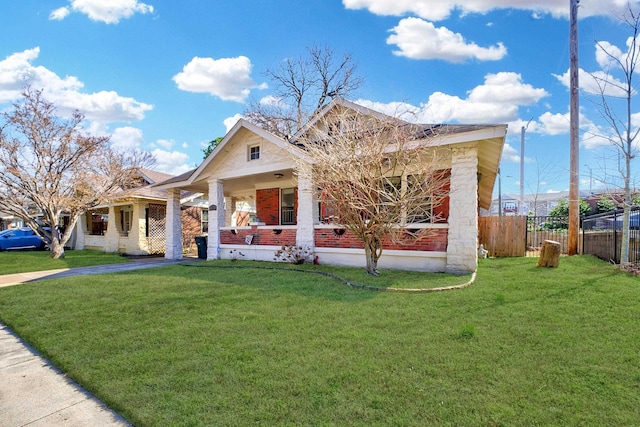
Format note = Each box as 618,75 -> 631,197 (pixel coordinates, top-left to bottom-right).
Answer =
479,216 -> 527,257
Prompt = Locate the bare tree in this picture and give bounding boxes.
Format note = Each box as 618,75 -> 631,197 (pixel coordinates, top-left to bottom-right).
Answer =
244,45 -> 363,138
590,5 -> 640,264
294,107 -> 449,276
0,88 -> 153,258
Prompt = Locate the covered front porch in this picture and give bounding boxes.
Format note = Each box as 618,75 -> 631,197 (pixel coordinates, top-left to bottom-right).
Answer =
163,164 -> 316,262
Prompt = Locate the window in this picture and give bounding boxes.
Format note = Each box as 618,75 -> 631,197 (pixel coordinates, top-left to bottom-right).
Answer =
248,145 -> 260,161
201,208 -> 209,233
119,207 -> 132,237
280,188 -> 296,225
405,175 -> 432,224
91,213 -> 108,235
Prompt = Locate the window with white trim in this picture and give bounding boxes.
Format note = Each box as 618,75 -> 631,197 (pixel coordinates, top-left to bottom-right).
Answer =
248,144 -> 260,161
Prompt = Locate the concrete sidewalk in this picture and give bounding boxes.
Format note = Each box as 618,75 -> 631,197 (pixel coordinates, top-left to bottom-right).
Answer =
0,257 -> 201,426
0,324 -> 131,427
0,256 -> 199,288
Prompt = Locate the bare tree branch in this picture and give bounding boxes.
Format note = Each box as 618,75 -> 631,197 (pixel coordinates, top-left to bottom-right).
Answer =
589,3 -> 640,264
244,45 -> 363,138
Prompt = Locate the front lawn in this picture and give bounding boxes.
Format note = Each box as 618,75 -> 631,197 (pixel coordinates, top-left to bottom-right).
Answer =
0,256 -> 638,426
0,249 -> 130,275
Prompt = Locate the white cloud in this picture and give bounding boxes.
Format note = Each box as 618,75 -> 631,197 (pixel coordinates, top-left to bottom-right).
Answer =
49,7 -> 70,20
352,99 -> 421,121
342,0 -> 639,21
468,72 -> 548,105
155,139 -> 174,150
356,72 -> 548,125
595,40 -> 625,69
224,114 -> 243,132
537,110 -> 601,141
110,126 -> 144,152
582,125 -> 613,149
538,112 -> 570,136
553,68 -> 629,97
151,149 -> 193,175
425,72 -> 548,123
50,0 -> 154,24
501,143 -> 520,162
387,17 -> 506,62
173,56 -> 265,103
0,48 -> 152,122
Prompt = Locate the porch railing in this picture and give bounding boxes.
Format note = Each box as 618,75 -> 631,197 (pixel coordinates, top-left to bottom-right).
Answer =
281,207 -> 295,225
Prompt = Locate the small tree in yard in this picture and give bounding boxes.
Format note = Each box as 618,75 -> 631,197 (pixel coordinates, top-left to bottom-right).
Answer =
590,5 -> 640,264
294,107 -> 449,276
0,88 -> 153,259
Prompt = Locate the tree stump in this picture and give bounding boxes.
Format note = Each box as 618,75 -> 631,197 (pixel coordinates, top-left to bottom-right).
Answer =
537,240 -> 562,268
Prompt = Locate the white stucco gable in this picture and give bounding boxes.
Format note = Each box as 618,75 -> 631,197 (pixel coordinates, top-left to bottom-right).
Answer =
192,119 -> 305,182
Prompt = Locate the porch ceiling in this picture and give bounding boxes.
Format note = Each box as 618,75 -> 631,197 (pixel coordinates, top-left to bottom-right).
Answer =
176,168 -> 296,197
477,136 -> 504,210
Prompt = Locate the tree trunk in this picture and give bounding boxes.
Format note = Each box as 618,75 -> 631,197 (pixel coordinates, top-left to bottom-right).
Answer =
363,236 -> 381,276
49,239 -> 66,259
537,240 -> 561,268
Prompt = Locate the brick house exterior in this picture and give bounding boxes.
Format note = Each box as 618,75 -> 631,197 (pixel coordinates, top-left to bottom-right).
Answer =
155,99 -> 506,273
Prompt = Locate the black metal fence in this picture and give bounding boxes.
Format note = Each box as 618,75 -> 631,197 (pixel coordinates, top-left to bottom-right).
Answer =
582,207 -> 640,264
526,215 -> 570,256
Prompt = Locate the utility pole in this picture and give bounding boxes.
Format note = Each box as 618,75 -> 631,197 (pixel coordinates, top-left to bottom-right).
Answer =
519,119 -> 532,216
568,0 -> 580,255
520,126 -> 525,216
498,168 -> 502,217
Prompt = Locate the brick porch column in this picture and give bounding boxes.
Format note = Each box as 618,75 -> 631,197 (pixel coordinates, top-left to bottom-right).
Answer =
446,145 -> 479,274
207,178 -> 225,260
165,188 -> 183,260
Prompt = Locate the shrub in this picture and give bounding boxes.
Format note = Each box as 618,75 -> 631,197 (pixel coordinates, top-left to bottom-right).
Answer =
273,244 -> 313,264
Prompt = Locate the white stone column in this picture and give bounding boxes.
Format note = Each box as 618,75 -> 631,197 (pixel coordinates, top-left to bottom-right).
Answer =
103,205 -> 119,252
446,145 -> 479,274
75,213 -> 87,250
129,203 -> 143,254
165,189 -> 183,260
208,178 -> 225,260
296,167 -> 315,250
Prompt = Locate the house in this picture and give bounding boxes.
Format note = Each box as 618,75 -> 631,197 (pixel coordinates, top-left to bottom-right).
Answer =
0,211 -> 23,231
155,99 -> 507,273
74,169 -> 208,255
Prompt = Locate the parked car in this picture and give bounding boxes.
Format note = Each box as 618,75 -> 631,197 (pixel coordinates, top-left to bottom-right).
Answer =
0,227 -> 46,251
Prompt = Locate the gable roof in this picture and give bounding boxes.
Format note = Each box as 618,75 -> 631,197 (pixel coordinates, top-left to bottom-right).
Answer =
153,98 -> 506,209
291,98 -> 506,209
289,98 -> 409,143
153,118 -> 307,191
112,168 -> 200,202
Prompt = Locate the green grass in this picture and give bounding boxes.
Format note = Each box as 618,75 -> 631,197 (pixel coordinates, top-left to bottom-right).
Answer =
0,250 -> 130,274
0,256 -> 639,426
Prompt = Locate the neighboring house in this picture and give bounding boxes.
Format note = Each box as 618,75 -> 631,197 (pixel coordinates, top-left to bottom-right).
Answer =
0,211 -> 23,231
155,99 -> 507,273
75,169 -> 207,255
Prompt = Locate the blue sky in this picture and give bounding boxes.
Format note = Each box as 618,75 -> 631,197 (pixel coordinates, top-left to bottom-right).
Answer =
1,0 -> 639,197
